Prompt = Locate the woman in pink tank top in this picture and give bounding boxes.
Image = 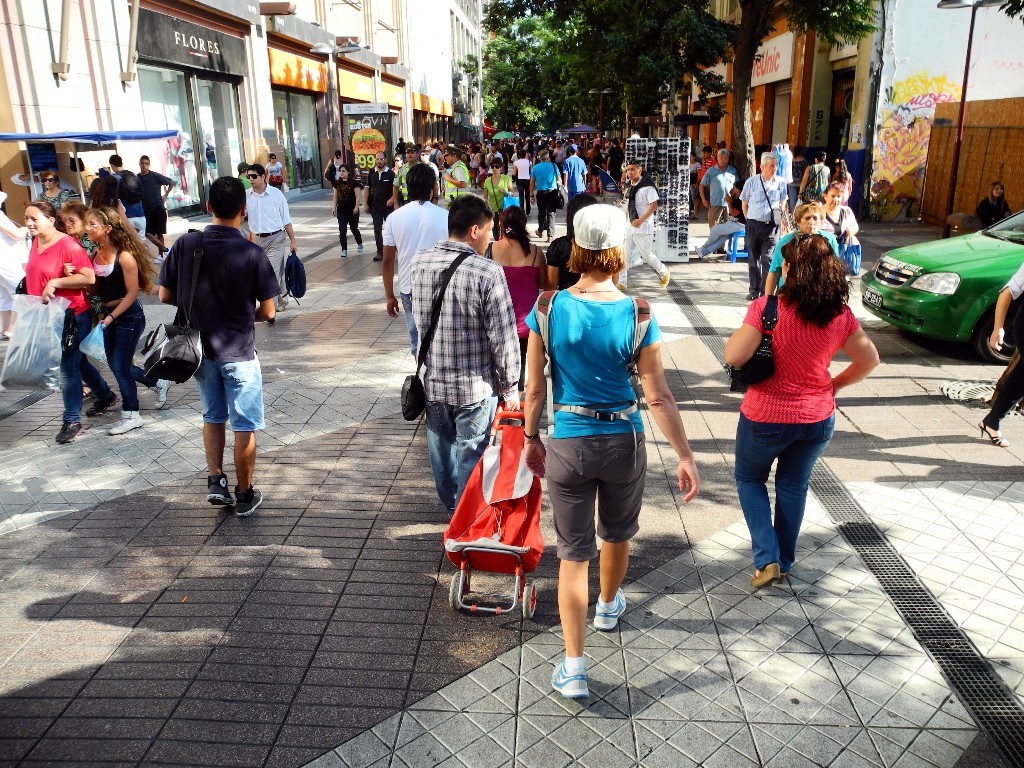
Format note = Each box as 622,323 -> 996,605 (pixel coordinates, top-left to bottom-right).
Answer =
725,235 -> 879,589
489,206 -> 548,391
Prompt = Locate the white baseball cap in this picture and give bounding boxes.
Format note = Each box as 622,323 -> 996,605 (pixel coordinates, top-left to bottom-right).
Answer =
573,204 -> 627,251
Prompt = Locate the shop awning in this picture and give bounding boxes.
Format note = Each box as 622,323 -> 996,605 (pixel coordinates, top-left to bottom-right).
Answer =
0,130 -> 179,198
0,130 -> 179,145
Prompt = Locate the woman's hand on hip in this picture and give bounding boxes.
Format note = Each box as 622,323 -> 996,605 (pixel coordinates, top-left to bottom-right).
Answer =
525,440 -> 546,478
677,457 -> 700,503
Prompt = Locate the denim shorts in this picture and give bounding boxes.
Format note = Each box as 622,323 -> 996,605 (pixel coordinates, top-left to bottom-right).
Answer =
194,356 -> 265,432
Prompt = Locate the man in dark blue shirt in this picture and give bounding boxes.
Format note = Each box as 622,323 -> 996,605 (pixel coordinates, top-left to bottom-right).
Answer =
138,155 -> 175,255
159,177 -> 280,518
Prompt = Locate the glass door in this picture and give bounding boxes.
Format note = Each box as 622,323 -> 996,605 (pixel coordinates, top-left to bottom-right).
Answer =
195,77 -> 244,196
272,90 -> 297,187
138,65 -> 201,213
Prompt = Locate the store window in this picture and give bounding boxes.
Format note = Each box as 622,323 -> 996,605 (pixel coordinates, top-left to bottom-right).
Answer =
272,90 -> 322,188
196,78 -> 244,188
772,86 -> 791,145
138,66 -> 200,211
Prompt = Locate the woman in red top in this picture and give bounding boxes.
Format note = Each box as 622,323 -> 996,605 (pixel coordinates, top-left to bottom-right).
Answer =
23,199 -> 114,444
725,235 -> 878,588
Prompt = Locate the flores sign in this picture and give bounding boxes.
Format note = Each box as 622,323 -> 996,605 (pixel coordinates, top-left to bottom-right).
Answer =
751,31 -> 794,88
137,9 -> 247,76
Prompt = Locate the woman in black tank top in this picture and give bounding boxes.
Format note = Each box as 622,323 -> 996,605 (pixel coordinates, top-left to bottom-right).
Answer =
82,207 -> 166,434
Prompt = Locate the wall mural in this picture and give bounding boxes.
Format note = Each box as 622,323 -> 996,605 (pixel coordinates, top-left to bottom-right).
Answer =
870,73 -> 959,222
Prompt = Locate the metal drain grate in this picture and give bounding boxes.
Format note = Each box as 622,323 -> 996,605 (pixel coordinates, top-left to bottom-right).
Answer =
0,391 -> 50,422
671,282 -> 1024,767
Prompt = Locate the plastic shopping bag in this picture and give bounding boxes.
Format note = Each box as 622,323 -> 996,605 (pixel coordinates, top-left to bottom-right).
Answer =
840,235 -> 862,276
79,323 -> 106,362
0,295 -> 70,391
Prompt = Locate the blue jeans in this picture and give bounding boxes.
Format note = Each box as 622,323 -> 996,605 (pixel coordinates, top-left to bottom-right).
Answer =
60,310 -> 113,423
401,293 -> 417,356
734,413 -> 834,572
425,396 -> 497,513
102,301 -> 152,412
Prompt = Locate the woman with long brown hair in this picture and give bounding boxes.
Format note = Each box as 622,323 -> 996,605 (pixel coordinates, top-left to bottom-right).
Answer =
23,199 -> 115,444
725,234 -> 878,588
80,207 -> 168,434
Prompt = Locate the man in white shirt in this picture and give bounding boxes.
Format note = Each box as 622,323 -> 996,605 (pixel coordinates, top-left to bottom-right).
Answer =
618,161 -> 670,290
739,152 -> 787,300
245,163 -> 298,310
382,163 -> 450,355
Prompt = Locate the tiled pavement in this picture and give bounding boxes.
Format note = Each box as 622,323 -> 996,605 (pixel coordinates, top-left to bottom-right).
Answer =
0,195 -> 1021,766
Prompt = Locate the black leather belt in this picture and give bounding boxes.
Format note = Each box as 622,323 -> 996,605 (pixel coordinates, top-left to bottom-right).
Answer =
748,219 -> 773,225
255,229 -> 282,237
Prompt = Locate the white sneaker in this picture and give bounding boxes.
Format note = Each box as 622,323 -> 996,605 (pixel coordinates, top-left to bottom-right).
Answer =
594,590 -> 627,631
278,295 -> 289,311
153,380 -> 170,409
108,411 -> 144,435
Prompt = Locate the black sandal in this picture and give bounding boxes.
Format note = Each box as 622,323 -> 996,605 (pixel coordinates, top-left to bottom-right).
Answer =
979,423 -> 1009,448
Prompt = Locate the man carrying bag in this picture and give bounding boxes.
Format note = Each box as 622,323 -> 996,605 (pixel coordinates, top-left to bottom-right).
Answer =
158,177 -> 280,518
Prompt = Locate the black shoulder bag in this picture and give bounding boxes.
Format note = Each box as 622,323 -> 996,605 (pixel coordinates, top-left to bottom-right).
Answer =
727,295 -> 779,393
401,252 -> 473,420
140,232 -> 204,384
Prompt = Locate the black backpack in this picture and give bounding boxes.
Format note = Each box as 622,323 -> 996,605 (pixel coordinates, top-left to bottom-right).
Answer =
118,170 -> 144,206
284,249 -> 306,302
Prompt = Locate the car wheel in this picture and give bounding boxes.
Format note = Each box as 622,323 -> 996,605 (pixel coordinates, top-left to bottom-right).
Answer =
972,311 -> 1015,365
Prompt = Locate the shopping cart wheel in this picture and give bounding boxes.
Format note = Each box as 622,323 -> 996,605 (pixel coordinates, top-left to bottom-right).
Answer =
522,581 -> 537,619
449,573 -> 462,612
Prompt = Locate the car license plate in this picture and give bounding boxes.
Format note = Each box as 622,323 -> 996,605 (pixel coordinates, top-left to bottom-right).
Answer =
863,287 -> 883,308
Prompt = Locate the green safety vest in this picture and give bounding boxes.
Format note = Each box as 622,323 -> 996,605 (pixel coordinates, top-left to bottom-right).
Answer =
445,161 -> 470,201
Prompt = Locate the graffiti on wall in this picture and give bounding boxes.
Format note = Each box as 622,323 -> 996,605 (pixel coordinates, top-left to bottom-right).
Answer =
871,73 -> 959,221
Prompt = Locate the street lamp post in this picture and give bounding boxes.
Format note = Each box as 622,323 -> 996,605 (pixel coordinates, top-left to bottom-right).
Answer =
938,0 -> 1002,239
589,88 -> 614,136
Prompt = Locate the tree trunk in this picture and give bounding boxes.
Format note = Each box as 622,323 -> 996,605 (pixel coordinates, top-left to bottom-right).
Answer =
732,0 -> 774,180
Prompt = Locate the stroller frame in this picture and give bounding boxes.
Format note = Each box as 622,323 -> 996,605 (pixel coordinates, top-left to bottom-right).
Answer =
448,546 -> 537,618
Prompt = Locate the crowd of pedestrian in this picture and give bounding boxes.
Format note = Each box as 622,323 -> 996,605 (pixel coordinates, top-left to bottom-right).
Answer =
13,128 -> 1024,709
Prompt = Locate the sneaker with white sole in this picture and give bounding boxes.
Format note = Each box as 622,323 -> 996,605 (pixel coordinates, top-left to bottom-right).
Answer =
551,660 -> 589,699
108,411 -> 144,435
153,380 -> 170,409
594,590 -> 627,631
234,486 -> 263,518
207,474 -> 234,506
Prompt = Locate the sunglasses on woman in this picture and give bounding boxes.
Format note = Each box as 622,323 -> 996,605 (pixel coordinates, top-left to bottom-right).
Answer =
43,177 -> 58,183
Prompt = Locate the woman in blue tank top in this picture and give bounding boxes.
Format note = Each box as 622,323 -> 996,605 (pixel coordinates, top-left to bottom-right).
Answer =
521,204 -> 701,700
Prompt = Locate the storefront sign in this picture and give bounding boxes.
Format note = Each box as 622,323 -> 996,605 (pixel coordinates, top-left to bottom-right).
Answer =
751,31 -> 794,88
269,49 -> 327,92
137,9 -> 247,76
411,92 -> 453,117
343,104 -> 391,179
338,67 -> 375,102
381,81 -> 406,110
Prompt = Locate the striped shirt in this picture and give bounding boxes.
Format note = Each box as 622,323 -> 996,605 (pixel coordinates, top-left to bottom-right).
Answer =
411,241 -> 521,405
741,297 -> 860,424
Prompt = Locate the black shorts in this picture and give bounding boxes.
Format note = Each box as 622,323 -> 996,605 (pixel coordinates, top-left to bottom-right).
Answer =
144,207 -> 168,236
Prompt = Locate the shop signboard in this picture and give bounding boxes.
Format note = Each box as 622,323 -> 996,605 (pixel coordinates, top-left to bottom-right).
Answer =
751,31 -> 795,88
137,9 -> 247,76
343,103 -> 391,180
269,49 -> 327,93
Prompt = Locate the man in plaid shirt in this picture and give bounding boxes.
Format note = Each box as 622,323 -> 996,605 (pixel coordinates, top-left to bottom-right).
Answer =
411,195 -> 521,513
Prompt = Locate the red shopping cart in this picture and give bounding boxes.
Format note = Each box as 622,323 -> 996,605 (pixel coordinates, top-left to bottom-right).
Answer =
443,408 -> 544,618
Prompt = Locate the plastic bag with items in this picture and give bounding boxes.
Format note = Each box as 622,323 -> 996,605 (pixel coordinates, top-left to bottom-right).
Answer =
0,295 -> 70,391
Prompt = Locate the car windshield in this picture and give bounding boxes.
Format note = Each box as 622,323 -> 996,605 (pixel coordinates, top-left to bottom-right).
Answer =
984,210 -> 1024,243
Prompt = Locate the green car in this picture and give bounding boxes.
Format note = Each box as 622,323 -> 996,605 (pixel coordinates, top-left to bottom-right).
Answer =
861,211 -> 1024,364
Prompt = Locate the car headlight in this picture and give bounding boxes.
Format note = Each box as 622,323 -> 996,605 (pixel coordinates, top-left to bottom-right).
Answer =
911,272 -> 960,295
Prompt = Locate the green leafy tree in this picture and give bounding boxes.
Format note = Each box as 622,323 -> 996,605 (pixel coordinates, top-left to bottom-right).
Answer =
484,0 -> 733,135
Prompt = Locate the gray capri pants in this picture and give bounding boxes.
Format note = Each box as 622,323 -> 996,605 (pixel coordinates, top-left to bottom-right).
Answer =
545,432 -> 648,561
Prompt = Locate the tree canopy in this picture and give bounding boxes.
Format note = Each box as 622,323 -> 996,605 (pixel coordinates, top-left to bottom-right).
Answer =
484,0 -> 880,177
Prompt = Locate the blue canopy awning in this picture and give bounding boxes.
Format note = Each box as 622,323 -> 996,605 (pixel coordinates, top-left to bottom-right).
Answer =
0,130 -> 179,144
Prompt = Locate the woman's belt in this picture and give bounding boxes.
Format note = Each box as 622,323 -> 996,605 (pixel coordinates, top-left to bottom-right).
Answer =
553,402 -> 638,421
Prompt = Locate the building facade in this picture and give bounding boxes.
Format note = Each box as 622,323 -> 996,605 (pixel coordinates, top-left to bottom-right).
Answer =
0,0 -> 480,219
687,0 -> 1024,222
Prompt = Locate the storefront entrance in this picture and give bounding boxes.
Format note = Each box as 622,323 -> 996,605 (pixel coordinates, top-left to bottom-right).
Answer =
134,8 -> 247,214
272,91 -> 322,189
